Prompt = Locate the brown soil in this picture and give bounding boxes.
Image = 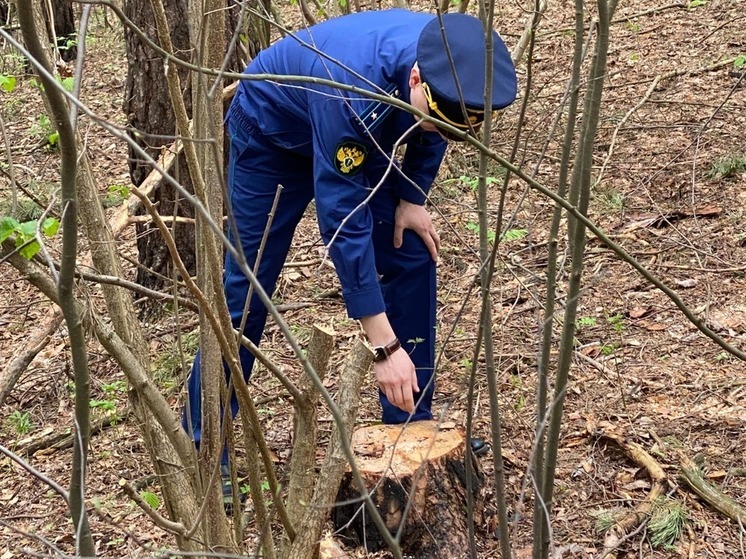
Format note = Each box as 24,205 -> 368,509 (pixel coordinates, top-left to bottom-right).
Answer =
1,1 -> 745,558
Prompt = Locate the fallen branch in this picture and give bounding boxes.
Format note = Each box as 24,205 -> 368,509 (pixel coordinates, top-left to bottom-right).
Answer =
0,308 -> 63,406
110,82 -> 238,239
18,407 -> 132,455
596,431 -> 668,559
679,456 -> 746,525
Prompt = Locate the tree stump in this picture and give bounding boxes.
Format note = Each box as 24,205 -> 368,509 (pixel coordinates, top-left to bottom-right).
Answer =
332,420 -> 483,559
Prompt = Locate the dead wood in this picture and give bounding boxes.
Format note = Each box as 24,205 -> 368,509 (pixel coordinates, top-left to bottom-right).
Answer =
679,456 -> 746,525
285,339 -> 373,559
285,324 -> 335,551
17,407 -> 132,456
333,420 -> 482,559
596,431 -> 669,559
0,308 -> 63,407
110,82 -> 238,240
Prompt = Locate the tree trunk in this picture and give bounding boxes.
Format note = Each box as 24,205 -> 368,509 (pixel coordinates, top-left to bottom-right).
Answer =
332,421 -> 484,559
122,0 -> 196,300
123,0 -> 245,302
40,0 -> 77,62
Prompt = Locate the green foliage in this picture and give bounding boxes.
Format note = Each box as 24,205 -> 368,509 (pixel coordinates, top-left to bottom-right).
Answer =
102,380 -> 127,396
625,21 -> 640,33
139,490 -> 160,510
514,393 -> 526,411
591,508 -> 619,532
59,33 -> 78,53
7,410 -> 33,435
59,76 -> 74,93
103,184 -> 130,208
596,189 -> 625,212
465,222 -> 499,245
0,216 -> 60,260
502,228 -> 528,242
90,399 -> 117,412
706,153 -> 746,180
607,313 -> 626,332
735,55 -> 746,70
0,74 -> 16,93
575,316 -> 598,329
686,0 -> 707,8
649,498 -> 686,549
458,174 -> 500,192
30,114 -> 59,148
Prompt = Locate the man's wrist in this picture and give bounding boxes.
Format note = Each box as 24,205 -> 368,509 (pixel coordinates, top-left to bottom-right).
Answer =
372,338 -> 401,362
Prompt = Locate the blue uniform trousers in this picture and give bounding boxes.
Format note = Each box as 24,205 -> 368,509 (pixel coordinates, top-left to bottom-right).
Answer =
183,106 -> 437,457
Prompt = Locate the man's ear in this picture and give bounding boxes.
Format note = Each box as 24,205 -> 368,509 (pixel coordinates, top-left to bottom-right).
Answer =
409,63 -> 421,88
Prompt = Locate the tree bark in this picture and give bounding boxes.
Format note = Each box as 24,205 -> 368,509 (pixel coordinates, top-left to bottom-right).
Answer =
332,421 -> 482,559
123,0 -> 244,301
40,0 -> 77,62
122,0 -> 196,299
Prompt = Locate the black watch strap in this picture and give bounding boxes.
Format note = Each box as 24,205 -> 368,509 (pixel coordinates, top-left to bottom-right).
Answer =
373,338 -> 401,362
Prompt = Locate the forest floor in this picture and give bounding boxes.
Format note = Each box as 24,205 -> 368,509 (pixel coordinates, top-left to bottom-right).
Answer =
0,0 -> 745,558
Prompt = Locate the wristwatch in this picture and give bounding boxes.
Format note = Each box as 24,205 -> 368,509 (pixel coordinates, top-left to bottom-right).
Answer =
372,338 -> 401,362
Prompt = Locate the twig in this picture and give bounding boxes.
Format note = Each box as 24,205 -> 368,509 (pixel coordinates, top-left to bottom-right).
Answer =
541,3 -> 687,38
594,76 -> 660,189
0,444 -> 69,504
119,478 -> 187,536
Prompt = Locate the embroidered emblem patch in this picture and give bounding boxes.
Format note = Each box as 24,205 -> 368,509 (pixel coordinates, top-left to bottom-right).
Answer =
335,142 -> 367,175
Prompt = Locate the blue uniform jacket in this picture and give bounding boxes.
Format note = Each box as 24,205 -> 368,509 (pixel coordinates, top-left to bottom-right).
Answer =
232,9 -> 448,319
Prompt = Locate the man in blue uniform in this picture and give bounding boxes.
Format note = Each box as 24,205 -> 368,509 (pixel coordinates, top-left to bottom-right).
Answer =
184,10 -> 517,476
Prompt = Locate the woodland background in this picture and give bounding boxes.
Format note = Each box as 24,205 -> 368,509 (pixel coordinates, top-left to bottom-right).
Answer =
0,0 -> 744,558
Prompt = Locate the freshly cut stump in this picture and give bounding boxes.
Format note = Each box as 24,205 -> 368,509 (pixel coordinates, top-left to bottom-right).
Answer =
332,420 -> 483,559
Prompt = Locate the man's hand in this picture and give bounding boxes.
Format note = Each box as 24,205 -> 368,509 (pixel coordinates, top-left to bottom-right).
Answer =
374,347 -> 420,414
394,200 -> 440,262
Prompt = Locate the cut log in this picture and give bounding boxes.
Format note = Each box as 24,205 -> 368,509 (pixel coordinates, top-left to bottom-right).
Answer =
332,420 -> 483,559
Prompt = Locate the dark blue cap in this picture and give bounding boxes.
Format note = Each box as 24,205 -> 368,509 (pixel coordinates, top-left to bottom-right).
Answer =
417,13 -> 517,132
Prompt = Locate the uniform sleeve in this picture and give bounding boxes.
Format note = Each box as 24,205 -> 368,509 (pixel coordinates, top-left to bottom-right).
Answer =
308,94 -> 385,320
394,132 -> 447,205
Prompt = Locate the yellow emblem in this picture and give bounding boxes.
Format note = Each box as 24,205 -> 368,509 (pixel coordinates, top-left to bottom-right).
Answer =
335,142 -> 367,175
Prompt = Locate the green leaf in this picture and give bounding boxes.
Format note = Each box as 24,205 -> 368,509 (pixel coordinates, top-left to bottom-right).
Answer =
686,0 -> 707,8
17,220 -> 37,238
41,218 -> 60,237
735,55 -> 746,70
0,216 -> 20,242
139,490 -> 160,510
60,77 -> 74,92
0,74 -> 16,93
18,239 -> 40,260
90,399 -> 116,411
503,228 -> 528,242
47,131 -> 60,146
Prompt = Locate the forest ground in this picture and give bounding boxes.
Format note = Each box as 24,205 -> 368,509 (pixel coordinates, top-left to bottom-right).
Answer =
0,0 -> 745,558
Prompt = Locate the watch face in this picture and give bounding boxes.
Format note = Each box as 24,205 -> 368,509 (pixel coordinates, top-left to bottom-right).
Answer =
374,347 -> 386,362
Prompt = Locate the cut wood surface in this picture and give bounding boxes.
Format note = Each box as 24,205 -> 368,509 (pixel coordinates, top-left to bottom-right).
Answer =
333,420 -> 482,559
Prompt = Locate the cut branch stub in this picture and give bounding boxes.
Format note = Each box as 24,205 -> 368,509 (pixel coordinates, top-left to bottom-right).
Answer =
332,420 -> 483,559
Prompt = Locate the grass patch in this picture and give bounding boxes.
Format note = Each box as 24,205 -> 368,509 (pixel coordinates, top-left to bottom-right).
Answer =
706,153 -> 746,180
